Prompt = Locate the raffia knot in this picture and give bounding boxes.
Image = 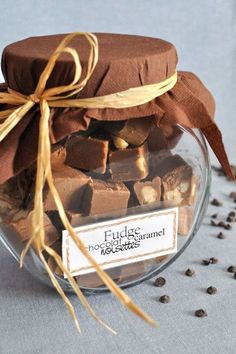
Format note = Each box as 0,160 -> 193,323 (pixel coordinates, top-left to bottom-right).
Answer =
29,93 -> 40,103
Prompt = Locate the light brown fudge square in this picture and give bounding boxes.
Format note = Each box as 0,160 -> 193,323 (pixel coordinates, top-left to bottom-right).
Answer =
83,179 -> 130,216
65,135 -> 109,174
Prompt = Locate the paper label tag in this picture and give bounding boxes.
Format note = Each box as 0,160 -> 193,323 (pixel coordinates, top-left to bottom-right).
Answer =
62,207 -> 178,277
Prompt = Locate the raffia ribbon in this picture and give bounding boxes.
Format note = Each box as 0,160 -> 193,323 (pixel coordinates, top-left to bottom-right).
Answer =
0,32 -> 178,333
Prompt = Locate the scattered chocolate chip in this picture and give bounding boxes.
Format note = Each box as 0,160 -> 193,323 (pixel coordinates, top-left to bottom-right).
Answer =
217,232 -> 225,239
224,223 -> 232,230
153,277 -> 166,287
228,211 -> 236,218
229,192 -> 236,199
211,220 -> 218,226
185,268 -> 195,277
210,219 -> 231,229
202,257 -> 218,265
206,286 -> 217,295
226,216 -> 234,223
210,198 -> 222,207
211,213 -> 218,219
202,259 -> 211,266
210,257 -> 218,264
218,221 -> 225,227
227,266 -> 236,273
234,273 -> 236,279
195,309 -> 207,318
159,295 -> 170,304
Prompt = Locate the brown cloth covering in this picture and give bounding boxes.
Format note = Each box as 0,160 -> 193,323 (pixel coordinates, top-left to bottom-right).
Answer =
0,33 -> 232,183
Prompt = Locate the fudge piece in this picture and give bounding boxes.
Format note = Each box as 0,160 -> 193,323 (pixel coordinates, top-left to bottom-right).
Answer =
149,149 -> 172,177
133,176 -> 161,205
155,255 -> 169,264
147,127 -> 168,152
51,145 -> 66,166
66,210 -> 83,227
156,155 -> 192,204
104,116 -> 154,146
76,268 -> 121,288
147,124 -> 182,152
65,135 -> 109,174
83,179 -> 130,216
119,261 -> 147,282
160,123 -> 183,149
0,170 -> 34,217
43,164 -> 90,211
109,143 -> 149,182
9,211 -> 59,246
183,175 -> 198,205
46,210 -> 82,231
178,205 -> 194,236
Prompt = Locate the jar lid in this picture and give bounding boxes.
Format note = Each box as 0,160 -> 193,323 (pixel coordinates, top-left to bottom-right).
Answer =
2,33 -> 177,96
0,32 -> 232,184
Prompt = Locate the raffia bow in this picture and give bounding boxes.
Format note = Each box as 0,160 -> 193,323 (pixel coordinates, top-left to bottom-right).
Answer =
0,32 -> 181,333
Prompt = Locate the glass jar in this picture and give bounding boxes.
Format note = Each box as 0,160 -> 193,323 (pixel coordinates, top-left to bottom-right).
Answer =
0,121 -> 210,293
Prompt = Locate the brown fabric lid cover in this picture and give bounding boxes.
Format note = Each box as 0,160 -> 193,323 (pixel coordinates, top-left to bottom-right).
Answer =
0,33 -> 232,183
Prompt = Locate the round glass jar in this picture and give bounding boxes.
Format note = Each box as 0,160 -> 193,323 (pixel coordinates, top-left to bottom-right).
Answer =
0,122 -> 210,293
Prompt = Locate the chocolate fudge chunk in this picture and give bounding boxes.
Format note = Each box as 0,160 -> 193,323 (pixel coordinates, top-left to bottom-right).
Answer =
160,123 -> 183,149
43,164 -> 90,211
9,212 -> 59,246
76,267 -> 121,288
83,179 -> 130,216
149,149 -> 172,177
178,205 -> 193,236
119,261 -> 147,282
133,176 -> 161,205
65,135 -> 109,174
51,145 -> 66,166
147,127 -> 168,152
104,117 -> 154,146
109,143 -> 149,182
157,155 -> 193,204
46,210 -> 83,231
66,210 -> 83,227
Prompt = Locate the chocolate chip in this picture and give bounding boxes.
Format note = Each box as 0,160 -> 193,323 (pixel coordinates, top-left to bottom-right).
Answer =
211,220 -> 218,226
229,192 -> 236,199
224,223 -> 232,230
185,268 -> 195,277
159,295 -> 170,304
211,220 -> 231,229
211,213 -> 218,219
195,309 -> 207,318
226,216 -> 234,223
227,266 -> 236,273
153,277 -> 166,287
217,232 -> 225,239
206,286 -> 217,295
228,211 -> 236,218
218,221 -> 225,227
202,257 -> 218,265
210,198 -> 222,207
202,259 -> 211,266
234,273 -> 236,279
